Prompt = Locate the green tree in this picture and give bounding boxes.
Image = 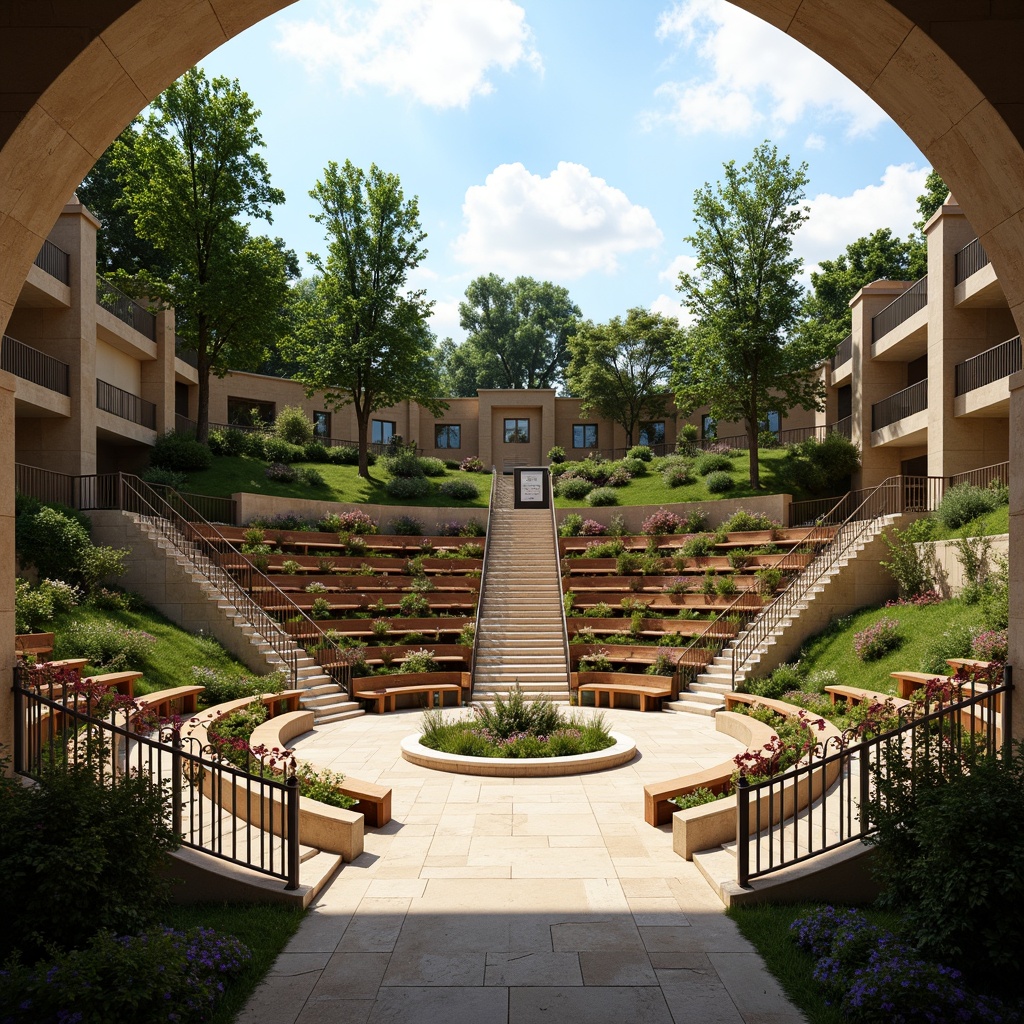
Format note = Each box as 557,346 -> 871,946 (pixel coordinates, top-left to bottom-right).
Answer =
111,68 -> 295,442
445,274 -> 580,395
915,169 -> 950,229
286,160 -> 444,477
566,308 -> 679,448
673,142 -> 820,489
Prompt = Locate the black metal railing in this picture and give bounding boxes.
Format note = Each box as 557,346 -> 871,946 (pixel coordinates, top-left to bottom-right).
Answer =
871,379 -> 928,431
548,468 -> 573,693
96,378 -> 157,429
96,277 -> 157,340
736,668 -> 1012,886
830,333 -> 853,370
736,475 -> 946,684
948,461 -> 1009,491
13,667 -> 300,889
14,463 -> 76,506
33,239 -> 70,284
954,237 -> 991,285
470,469 -> 499,684
1,334 -> 70,394
954,335 -> 1022,396
872,276 -> 928,343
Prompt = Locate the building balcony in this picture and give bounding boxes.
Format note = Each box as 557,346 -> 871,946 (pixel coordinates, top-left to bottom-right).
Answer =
96,378 -> 157,430
96,277 -> 157,344
871,379 -> 928,447
829,333 -> 853,384
2,334 -> 70,395
954,237 -> 1005,308
18,240 -> 72,309
954,335 -> 1020,417
871,276 -> 928,360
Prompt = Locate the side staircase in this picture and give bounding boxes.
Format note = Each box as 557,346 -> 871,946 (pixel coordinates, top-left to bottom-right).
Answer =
668,513 -> 902,716
472,475 -> 570,702
128,513 -> 363,724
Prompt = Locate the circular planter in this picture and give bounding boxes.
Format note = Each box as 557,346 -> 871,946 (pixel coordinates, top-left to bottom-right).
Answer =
400,731 -> 637,777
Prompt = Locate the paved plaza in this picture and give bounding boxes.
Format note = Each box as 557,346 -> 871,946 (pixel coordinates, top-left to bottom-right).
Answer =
240,707 -> 805,1024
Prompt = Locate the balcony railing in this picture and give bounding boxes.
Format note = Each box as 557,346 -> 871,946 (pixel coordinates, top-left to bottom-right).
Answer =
96,277 -> 157,341
1,334 -> 70,395
871,275 -> 928,343
871,378 -> 928,431
954,335 -> 1021,396
175,334 -> 198,368
827,415 -> 852,440
830,333 -> 852,370
33,239 -> 70,284
954,237 -> 991,285
96,378 -> 157,430
949,461 -> 1009,490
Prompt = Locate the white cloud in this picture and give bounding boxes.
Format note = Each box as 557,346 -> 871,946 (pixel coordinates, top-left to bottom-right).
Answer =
797,163 -> 929,271
275,0 -> 542,109
804,133 -> 827,151
652,255 -> 698,325
453,162 -> 664,278
659,253 -> 698,284
429,298 -> 463,339
646,0 -> 887,137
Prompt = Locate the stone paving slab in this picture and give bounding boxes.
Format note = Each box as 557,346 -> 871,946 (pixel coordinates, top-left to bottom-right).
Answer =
238,707 -> 806,1024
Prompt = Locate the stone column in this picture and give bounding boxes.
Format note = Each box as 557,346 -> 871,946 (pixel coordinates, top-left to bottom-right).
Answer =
0,369 -> 15,768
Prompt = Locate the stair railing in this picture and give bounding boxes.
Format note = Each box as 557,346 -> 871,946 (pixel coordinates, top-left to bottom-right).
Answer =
112,474 -> 354,693
469,468 -> 498,685
547,470 -> 572,693
730,475 -> 946,687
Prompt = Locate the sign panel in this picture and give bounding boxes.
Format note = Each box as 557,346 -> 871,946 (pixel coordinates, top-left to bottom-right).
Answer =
512,466 -> 550,509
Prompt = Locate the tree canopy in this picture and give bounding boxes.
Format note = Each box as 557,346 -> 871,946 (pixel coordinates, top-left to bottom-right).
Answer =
566,308 -> 679,449
440,275 -> 580,395
109,68 -> 296,442
673,141 -> 821,489
284,160 -> 444,477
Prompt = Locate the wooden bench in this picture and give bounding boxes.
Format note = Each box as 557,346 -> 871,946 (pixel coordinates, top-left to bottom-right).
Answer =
135,684 -> 205,716
889,670 -> 952,700
575,671 -> 673,711
824,684 -> 911,710
353,680 -> 463,715
15,632 -> 55,659
82,670 -> 143,697
946,658 -> 1001,674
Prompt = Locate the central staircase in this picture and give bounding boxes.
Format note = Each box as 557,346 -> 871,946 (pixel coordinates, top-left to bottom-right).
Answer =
472,475 -> 570,702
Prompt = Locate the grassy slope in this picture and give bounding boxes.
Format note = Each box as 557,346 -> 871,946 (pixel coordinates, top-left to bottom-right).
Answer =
927,502 -> 1009,541
185,455 -> 492,508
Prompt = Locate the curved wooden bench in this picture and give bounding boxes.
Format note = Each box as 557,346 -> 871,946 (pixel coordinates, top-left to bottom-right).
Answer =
825,684 -> 910,710
890,670 -> 952,699
135,683 -> 204,716
574,671 -> 673,712
250,710 -> 392,827
353,671 -> 469,714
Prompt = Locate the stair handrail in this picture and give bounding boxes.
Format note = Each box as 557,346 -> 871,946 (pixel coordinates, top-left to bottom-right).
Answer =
113,474 -> 354,692
730,474 -> 946,686
469,468 -> 498,684
547,470 -> 572,692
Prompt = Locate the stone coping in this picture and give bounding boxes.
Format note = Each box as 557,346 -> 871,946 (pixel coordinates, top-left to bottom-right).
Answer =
400,731 -> 637,777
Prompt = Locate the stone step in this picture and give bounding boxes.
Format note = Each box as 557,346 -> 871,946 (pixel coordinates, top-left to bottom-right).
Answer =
665,698 -> 721,716
313,707 -> 365,724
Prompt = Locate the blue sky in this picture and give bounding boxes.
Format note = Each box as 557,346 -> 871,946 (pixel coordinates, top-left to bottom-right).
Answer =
198,0 -> 930,343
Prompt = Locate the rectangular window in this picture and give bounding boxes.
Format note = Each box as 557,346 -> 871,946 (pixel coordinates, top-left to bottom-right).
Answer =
435,424 -> 461,449
372,419 -> 396,445
701,414 -> 716,440
503,417 -> 530,443
227,397 -> 275,428
639,421 -> 665,447
313,411 -> 330,438
572,424 -> 598,449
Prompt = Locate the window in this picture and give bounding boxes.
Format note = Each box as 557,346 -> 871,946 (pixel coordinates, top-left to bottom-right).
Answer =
435,424 -> 461,449
758,410 -> 781,434
701,414 -> 716,440
372,419 -> 396,445
313,411 -> 330,438
227,397 -> 275,427
572,424 -> 597,449
504,417 -> 530,443
639,421 -> 665,447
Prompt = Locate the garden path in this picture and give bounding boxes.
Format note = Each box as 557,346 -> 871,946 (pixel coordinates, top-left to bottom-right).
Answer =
238,707 -> 805,1024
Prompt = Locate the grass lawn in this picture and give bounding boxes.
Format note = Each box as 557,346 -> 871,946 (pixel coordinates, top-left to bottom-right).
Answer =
927,502 -> 1009,541
49,601 -> 270,695
779,597 -> 987,694
159,902 -> 304,1024
553,447 -> 812,509
184,455 -> 492,509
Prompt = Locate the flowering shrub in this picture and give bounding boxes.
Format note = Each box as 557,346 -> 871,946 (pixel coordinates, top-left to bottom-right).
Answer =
885,589 -> 943,607
264,460 -> 297,482
852,618 -> 903,661
580,518 -> 606,536
438,478 -> 479,501
389,514 -> 424,535
53,619 -> 156,671
971,629 -> 1008,664
190,665 -> 284,705
642,508 -> 681,535
320,509 -> 378,534
459,455 -> 485,472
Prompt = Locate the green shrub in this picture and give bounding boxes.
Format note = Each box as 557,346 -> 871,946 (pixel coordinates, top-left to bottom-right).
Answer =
390,514 -> 423,535
262,435 -> 304,463
327,445 -> 360,465
386,475 -> 431,499
757,428 -> 779,449
621,456 -> 647,476
399,592 -> 430,617
853,617 -> 903,661
151,430 -> 213,472
680,423 -> 699,442
14,578 -> 80,633
438,478 -> 479,501
627,444 -> 653,462
303,439 -> 329,462
559,513 -> 584,537
935,482 -> 1000,530
207,426 -> 249,456
16,504 -> 89,582
0,762 -> 178,959
919,622 -> 975,675
309,597 -> 332,620
982,557 -> 1009,629
661,461 -> 693,488
881,519 -> 937,600
680,533 -> 716,557
746,663 -> 804,700
669,787 -> 721,810
781,431 -> 861,494
586,486 -> 618,507
54,619 -> 156,670
265,461 -> 296,483
140,465 -> 188,488
381,450 -> 424,478
273,405 -> 314,445
754,566 -> 783,595
298,466 -> 327,488
556,476 -> 593,499
459,519 -> 486,537
420,456 -> 447,476
705,470 -> 734,493
721,508 -> 778,533
547,445 -> 566,464
693,452 -> 731,476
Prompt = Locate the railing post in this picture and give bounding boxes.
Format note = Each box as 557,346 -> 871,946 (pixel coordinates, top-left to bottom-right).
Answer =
858,741 -> 872,839
12,666 -> 24,774
736,774 -> 750,886
1003,664 -> 1013,761
285,773 -> 300,890
171,728 -> 183,839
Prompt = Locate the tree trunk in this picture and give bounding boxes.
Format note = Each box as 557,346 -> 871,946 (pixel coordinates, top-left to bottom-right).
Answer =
747,420 -> 760,490
357,410 -> 370,479
195,355 -> 211,445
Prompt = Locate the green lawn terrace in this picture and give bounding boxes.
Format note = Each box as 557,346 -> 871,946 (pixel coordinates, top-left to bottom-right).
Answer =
561,523 -> 835,697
